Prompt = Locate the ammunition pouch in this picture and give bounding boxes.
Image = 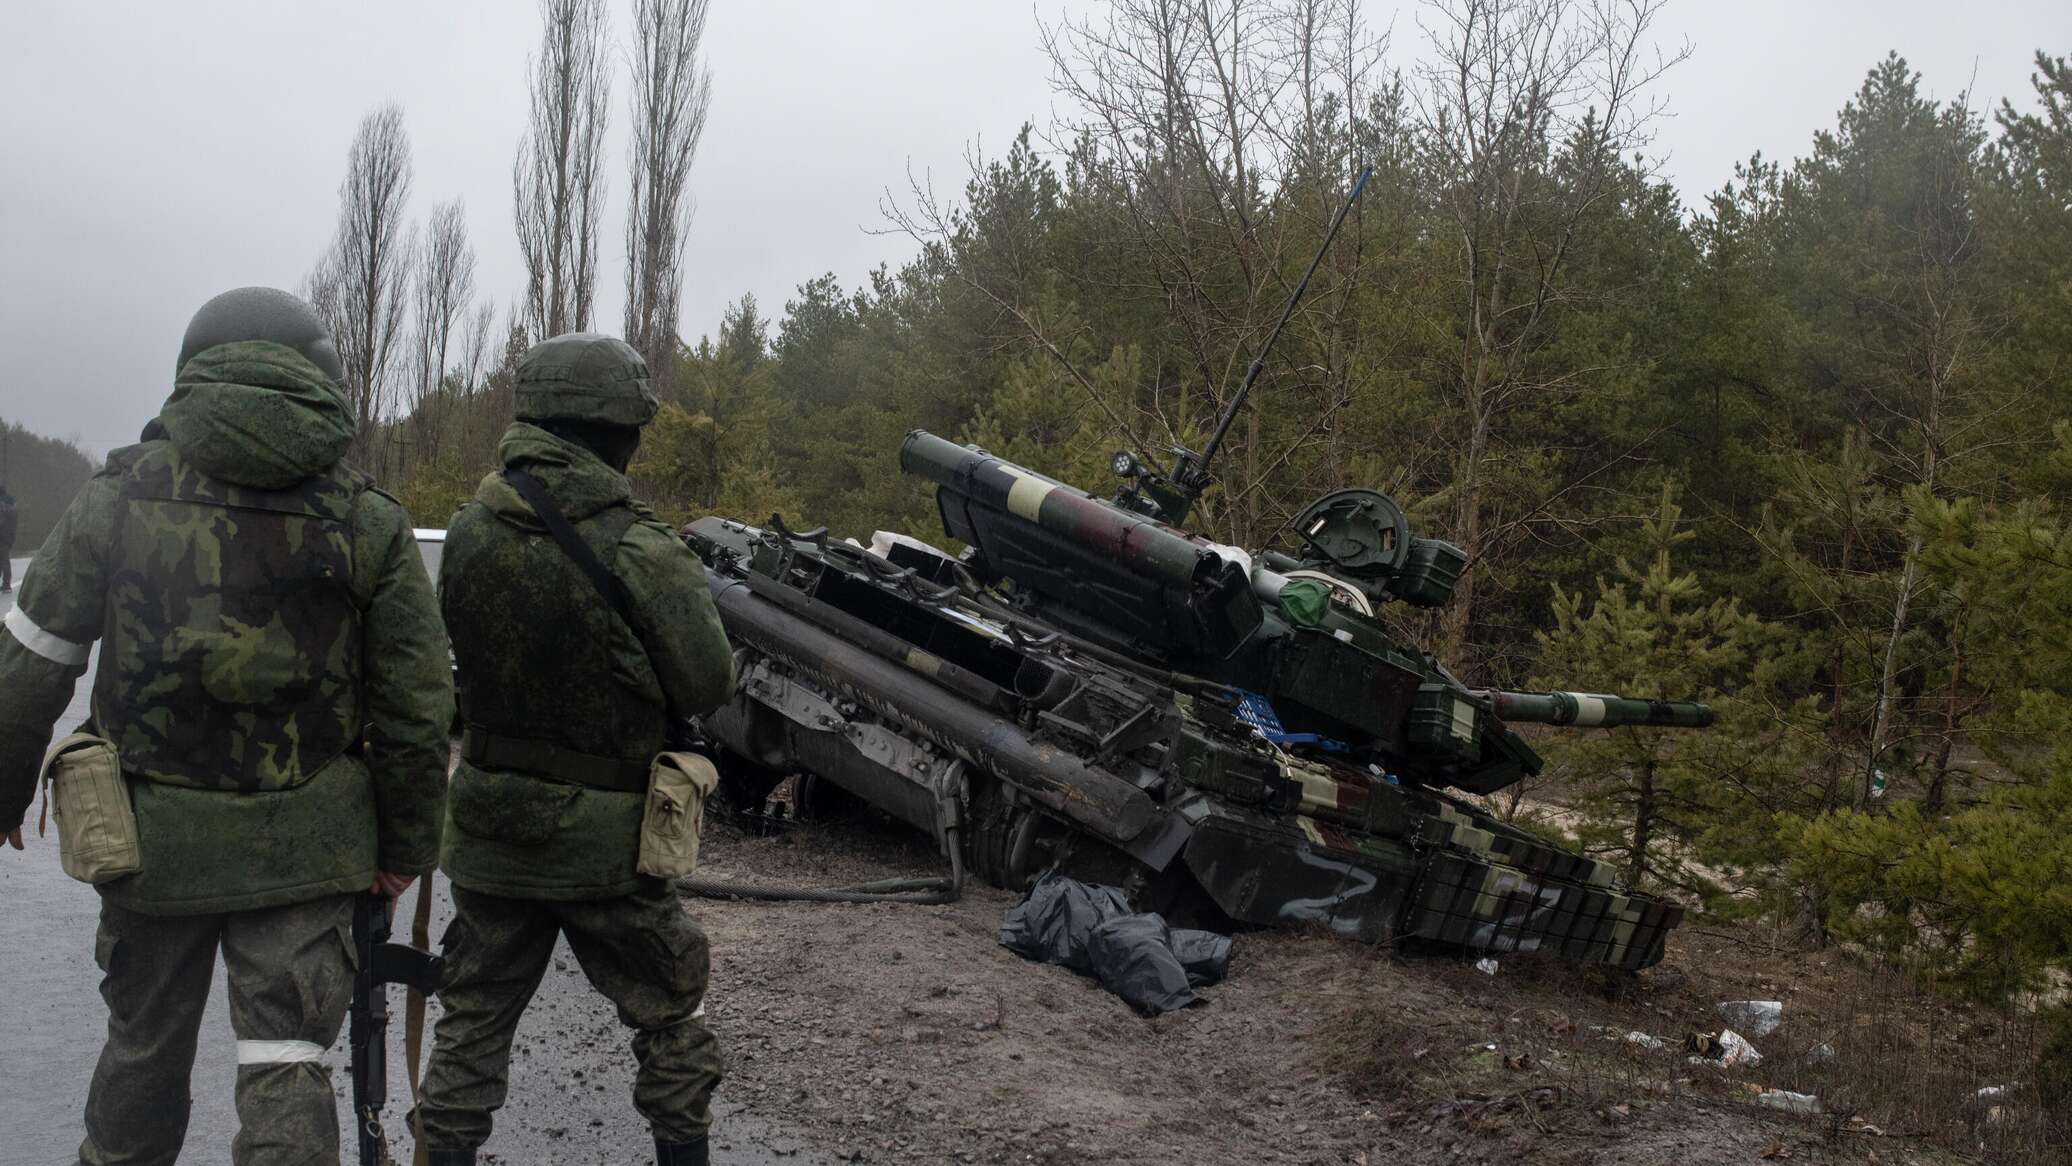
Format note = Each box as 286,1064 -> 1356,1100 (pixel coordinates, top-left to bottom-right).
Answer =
636,751 -> 718,879
39,733 -> 143,885
460,727 -> 651,793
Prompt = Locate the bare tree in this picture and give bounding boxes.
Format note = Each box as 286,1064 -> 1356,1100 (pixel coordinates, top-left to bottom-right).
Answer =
408,199 -> 478,464
458,300 -> 499,397
1408,0 -> 1687,654
516,0 -> 612,340
624,0 -> 713,385
309,103 -> 417,475
1008,0 -> 1392,541
452,299 -> 499,462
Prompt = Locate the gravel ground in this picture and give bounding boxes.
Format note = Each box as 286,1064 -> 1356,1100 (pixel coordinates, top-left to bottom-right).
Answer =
679,816 -> 1969,1166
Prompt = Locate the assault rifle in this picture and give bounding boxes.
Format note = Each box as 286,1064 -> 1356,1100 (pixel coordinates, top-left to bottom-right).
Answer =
351,892 -> 444,1166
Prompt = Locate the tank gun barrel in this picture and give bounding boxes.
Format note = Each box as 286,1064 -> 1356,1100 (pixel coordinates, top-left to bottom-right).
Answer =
1475,689 -> 1714,729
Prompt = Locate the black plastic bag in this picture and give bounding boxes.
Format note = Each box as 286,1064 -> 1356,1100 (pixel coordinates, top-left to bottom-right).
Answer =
999,873 -> 1234,1015
1168,928 -> 1232,987
996,871 -> 1131,974
1087,913 -> 1200,1015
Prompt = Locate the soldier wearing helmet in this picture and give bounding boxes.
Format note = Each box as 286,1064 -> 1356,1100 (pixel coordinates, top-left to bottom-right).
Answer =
414,333 -> 735,1165
0,287 -> 453,1162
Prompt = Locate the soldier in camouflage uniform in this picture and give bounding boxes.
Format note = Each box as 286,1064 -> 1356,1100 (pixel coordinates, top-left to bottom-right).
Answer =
415,333 -> 735,1166
0,287 -> 453,1164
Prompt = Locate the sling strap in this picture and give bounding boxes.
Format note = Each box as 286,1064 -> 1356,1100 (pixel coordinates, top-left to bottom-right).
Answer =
406,875 -> 434,1166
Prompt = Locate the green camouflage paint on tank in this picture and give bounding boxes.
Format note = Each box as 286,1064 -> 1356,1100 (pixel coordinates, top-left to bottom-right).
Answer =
685,429 -> 1706,971
1170,743 -> 1680,970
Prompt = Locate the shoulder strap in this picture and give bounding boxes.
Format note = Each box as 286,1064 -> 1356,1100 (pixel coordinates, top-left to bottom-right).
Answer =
502,468 -> 682,724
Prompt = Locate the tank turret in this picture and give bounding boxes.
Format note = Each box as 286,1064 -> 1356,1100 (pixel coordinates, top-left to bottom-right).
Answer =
897,429 -> 1711,798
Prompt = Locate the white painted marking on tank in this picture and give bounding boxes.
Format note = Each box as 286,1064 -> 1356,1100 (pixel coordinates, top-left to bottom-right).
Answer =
1002,468 -> 1058,522
1450,698 -> 1476,742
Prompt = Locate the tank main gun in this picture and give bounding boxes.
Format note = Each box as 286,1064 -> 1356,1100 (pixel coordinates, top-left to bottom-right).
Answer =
1474,689 -> 1714,729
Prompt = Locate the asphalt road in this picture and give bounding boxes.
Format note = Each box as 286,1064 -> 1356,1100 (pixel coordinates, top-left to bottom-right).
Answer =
0,556 -> 824,1164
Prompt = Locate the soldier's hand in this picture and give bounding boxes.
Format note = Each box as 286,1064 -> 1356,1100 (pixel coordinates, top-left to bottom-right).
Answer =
373,871 -> 416,898
5,826 -> 20,851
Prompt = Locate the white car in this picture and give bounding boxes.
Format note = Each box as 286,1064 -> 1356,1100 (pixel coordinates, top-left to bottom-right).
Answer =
414,527 -> 445,582
414,529 -> 460,719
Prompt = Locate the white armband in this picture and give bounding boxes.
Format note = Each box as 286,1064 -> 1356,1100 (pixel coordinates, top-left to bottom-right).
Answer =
4,607 -> 90,666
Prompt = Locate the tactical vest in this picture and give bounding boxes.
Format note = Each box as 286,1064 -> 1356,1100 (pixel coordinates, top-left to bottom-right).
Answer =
444,496 -> 663,791
94,443 -> 366,791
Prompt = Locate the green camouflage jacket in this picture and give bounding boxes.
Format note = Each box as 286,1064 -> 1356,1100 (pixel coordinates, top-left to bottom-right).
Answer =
0,342 -> 452,914
440,422 -> 733,900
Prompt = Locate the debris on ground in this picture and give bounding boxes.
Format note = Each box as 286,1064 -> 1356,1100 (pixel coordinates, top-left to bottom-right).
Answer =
1687,1027 -> 1763,1067
1970,1083 -> 2021,1125
1720,1028 -> 1763,1066
1755,1089 -> 1822,1115
1475,957 -> 1500,976
1718,999 -> 1785,1037
1589,1024 -> 1671,1051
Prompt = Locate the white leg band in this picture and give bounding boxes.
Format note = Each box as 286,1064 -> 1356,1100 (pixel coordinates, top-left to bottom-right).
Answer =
4,607 -> 90,666
237,1039 -> 327,1065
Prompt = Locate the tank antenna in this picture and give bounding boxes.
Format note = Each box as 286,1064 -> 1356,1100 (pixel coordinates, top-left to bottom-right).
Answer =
1176,166 -> 1373,511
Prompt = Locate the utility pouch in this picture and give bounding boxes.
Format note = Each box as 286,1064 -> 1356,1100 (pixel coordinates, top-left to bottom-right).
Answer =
39,732 -> 143,884
638,752 -> 718,879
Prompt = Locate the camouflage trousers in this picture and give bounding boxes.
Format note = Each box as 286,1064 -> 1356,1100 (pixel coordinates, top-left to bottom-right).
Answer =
414,882 -> 723,1149
78,893 -> 357,1166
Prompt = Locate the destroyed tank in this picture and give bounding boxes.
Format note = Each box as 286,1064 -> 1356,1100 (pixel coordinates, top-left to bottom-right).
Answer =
682,432 -> 1711,970
683,168 -> 1709,968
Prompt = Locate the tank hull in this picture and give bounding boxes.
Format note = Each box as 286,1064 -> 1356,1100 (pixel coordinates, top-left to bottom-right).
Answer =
685,516 -> 1682,969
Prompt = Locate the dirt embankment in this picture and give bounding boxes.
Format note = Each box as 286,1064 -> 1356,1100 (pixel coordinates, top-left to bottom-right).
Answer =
681,817 -> 2046,1166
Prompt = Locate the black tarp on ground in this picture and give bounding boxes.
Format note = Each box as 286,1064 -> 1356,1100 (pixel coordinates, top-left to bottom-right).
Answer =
998,872 -> 1232,1015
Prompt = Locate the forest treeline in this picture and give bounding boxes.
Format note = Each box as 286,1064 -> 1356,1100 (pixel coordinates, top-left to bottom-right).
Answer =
305,1 -> 2072,1004
0,421 -> 95,553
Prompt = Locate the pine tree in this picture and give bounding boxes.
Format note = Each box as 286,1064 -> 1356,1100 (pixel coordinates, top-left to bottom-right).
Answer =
1534,483 -> 1799,899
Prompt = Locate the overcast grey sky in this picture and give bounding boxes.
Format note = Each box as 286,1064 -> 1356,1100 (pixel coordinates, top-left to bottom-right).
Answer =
1,0 -> 2066,457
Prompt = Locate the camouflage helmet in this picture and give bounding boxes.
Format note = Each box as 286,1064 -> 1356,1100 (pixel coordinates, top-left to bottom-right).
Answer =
514,333 -> 660,428
177,287 -> 344,382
